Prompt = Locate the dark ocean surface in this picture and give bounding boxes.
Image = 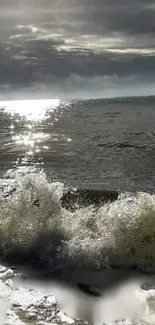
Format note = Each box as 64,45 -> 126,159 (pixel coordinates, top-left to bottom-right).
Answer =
0,96 -> 155,192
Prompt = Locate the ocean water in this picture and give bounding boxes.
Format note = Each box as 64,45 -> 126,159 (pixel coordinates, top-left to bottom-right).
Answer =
0,96 -> 155,324
1,96 -> 155,192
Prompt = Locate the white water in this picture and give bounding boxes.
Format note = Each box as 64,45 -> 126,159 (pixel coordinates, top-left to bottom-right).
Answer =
0,172 -> 155,271
0,171 -> 155,324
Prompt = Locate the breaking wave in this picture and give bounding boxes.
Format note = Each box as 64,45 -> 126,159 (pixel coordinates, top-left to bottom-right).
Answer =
0,172 -> 155,273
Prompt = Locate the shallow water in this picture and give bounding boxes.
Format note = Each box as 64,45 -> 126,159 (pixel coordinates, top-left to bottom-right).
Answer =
1,264 -> 155,325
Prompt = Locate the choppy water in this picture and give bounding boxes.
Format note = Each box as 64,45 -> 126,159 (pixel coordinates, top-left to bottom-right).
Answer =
0,96 -> 155,324
1,96 -> 155,191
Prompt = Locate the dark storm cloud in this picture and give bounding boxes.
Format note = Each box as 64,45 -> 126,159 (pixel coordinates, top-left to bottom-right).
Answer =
0,0 -> 155,98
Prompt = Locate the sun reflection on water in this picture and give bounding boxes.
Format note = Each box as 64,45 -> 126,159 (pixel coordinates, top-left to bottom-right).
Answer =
0,99 -> 61,172
0,99 -> 60,121
12,133 -> 49,147
11,132 -> 50,156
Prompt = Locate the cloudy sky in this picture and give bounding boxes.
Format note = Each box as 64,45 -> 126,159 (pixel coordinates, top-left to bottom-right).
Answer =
0,0 -> 155,99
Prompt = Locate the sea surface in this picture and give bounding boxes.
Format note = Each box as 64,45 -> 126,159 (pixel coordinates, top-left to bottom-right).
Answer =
0,96 -> 155,324
1,96 -> 155,192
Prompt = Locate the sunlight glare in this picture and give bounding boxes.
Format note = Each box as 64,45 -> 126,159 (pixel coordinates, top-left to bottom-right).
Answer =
12,132 -> 49,147
0,99 -> 60,121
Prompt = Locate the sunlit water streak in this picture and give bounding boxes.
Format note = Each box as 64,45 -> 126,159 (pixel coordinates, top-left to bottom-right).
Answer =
0,99 -> 63,174
0,99 -> 61,121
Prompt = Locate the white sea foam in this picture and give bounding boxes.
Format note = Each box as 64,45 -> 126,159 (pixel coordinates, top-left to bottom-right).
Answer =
0,172 -> 155,272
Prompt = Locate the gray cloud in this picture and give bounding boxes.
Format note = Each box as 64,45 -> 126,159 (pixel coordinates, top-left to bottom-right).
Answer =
0,0 -> 155,98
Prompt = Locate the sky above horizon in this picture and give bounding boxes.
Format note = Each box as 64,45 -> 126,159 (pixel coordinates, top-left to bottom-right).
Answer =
0,0 -> 155,99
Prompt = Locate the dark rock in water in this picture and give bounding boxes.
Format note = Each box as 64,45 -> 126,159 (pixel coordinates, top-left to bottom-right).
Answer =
61,189 -> 119,211
33,198 -> 40,207
141,283 -> 155,290
77,282 -> 102,297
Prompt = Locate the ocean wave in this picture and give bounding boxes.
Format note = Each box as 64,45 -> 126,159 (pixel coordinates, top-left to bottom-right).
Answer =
0,172 -> 155,273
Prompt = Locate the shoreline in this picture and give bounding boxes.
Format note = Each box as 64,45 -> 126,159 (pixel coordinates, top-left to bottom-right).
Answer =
1,264 -> 155,325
